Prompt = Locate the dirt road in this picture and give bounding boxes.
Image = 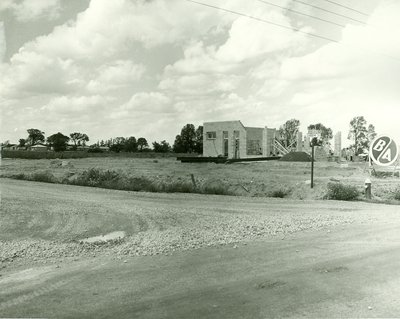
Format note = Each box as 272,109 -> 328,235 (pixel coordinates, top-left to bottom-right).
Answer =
1,179 -> 400,318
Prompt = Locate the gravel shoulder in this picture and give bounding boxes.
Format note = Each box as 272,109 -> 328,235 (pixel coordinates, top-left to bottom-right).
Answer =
1,178 -> 398,266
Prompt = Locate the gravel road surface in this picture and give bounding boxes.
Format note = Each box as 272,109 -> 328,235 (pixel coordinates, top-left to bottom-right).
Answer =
0,178 -> 381,263
2,179 -> 400,318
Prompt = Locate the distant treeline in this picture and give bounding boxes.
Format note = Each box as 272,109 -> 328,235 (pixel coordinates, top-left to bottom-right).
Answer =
1,150 -> 197,160
2,123 -> 203,155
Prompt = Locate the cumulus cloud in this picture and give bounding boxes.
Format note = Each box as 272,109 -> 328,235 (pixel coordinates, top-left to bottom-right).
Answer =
41,95 -> 110,114
0,0 -> 61,22
17,0 -> 233,62
0,0 -> 233,99
158,0 -> 311,102
0,22 -> 5,62
0,51 -> 82,97
87,60 -> 146,93
123,92 -> 171,112
159,72 -> 242,96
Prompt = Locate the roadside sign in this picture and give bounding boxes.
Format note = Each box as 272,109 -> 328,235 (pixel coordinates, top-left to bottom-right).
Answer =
369,135 -> 399,166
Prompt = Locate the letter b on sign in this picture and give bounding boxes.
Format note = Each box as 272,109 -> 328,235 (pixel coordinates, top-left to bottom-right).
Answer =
369,136 -> 399,166
373,139 -> 386,152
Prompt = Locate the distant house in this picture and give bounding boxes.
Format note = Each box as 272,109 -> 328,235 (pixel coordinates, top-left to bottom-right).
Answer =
2,144 -> 18,150
77,145 -> 90,151
29,144 -> 48,151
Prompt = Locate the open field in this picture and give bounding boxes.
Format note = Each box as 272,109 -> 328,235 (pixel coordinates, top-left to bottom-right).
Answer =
2,179 -> 400,318
2,156 -> 400,200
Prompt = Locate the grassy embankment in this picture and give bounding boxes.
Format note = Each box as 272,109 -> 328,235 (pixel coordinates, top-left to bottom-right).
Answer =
2,157 -> 400,201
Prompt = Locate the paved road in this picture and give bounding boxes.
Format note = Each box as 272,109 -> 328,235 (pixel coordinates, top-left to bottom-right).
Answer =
1,179 -> 400,318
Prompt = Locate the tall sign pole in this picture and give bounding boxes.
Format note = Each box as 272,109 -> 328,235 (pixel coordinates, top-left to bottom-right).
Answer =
310,137 -> 318,189
311,143 -> 314,188
367,135 -> 399,199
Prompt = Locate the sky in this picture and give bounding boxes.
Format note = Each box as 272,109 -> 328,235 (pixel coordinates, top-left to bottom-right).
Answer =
1,0 -> 400,147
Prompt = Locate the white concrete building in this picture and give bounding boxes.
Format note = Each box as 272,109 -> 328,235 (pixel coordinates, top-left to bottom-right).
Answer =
203,121 -> 277,159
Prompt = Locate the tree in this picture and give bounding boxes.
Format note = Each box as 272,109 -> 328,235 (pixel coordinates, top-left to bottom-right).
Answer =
348,116 -> 368,155
307,123 -> 333,145
109,137 -> 126,153
278,119 -> 300,148
137,137 -> 148,151
152,140 -> 171,153
367,124 -> 377,143
194,125 -> 203,154
124,136 -> 137,152
27,129 -> 45,146
173,135 -> 184,153
19,139 -> 26,147
47,132 -> 70,152
173,124 -> 197,153
70,132 -> 89,148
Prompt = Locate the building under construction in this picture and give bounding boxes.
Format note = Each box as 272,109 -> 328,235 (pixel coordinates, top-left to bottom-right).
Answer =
203,120 -> 287,159
202,120 -> 342,160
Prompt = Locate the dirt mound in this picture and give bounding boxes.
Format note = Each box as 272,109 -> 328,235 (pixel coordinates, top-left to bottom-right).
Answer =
280,152 -> 311,162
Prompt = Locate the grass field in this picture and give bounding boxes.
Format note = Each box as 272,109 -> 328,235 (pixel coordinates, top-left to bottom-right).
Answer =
2,156 -> 400,201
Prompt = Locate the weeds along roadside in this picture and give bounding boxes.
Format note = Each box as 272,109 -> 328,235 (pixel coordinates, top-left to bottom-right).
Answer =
5,167 -> 393,202
4,168 -> 234,196
3,168 -> 294,198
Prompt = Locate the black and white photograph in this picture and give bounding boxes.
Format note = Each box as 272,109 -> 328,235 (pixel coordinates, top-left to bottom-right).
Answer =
1,0 -> 400,318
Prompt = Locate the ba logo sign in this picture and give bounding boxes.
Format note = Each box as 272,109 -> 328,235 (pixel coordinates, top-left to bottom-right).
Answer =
369,136 -> 399,166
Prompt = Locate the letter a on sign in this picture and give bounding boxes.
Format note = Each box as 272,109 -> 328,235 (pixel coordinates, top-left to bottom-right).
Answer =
369,135 -> 399,166
381,148 -> 392,162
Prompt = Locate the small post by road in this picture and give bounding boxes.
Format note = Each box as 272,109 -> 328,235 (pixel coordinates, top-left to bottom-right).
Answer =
365,178 -> 372,199
190,173 -> 197,189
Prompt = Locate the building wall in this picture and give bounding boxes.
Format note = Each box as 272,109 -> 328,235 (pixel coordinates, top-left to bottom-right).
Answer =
334,131 -> 342,157
296,132 -> 303,152
203,121 -> 247,158
262,127 -> 276,156
246,127 -> 263,155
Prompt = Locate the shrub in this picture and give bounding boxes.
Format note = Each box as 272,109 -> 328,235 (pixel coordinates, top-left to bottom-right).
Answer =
325,182 -> 359,201
9,173 -> 27,180
87,147 -> 103,153
73,168 -> 122,187
8,171 -> 56,183
125,177 -> 158,192
163,181 -> 195,193
31,171 -> 56,183
269,188 -> 291,198
392,186 -> 400,201
203,185 -> 232,195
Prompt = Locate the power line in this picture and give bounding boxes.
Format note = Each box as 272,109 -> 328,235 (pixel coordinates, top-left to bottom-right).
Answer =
184,0 -> 400,63
257,0 -> 346,28
185,0 -> 340,44
317,0 -> 369,17
292,0 -> 367,25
